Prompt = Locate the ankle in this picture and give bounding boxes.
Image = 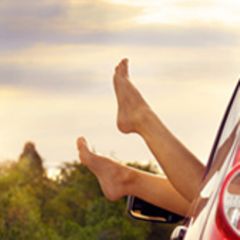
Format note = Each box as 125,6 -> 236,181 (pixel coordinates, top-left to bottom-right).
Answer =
135,107 -> 156,133
120,167 -> 137,196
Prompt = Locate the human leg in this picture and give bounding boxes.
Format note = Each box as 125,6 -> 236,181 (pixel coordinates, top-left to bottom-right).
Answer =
113,59 -> 205,201
77,137 -> 190,216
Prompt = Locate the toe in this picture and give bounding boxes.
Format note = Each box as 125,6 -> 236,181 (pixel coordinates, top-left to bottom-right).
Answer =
113,59 -> 129,85
77,137 -> 92,164
113,64 -> 122,85
118,58 -> 128,77
114,64 -> 121,75
77,137 -> 88,151
122,59 -> 129,77
118,61 -> 126,77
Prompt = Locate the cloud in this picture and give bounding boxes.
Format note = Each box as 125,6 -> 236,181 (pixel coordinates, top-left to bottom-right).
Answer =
111,0 -> 240,26
0,42 -> 238,97
0,0 -> 239,50
0,0 -> 142,49
0,63 -> 104,94
56,0 -> 142,31
1,24 -> 239,50
0,0 -> 63,19
108,24 -> 240,47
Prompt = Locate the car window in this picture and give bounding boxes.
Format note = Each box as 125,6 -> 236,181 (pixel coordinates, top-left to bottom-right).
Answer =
190,82 -> 240,219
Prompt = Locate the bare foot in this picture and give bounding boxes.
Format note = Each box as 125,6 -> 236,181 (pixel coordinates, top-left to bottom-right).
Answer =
113,58 -> 151,133
77,137 -> 132,201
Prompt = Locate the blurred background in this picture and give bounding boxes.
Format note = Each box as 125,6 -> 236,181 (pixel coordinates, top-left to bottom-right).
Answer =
0,0 -> 240,176
0,1 -> 240,239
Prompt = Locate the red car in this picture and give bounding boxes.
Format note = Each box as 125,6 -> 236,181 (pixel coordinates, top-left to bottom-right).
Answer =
127,80 -> 240,240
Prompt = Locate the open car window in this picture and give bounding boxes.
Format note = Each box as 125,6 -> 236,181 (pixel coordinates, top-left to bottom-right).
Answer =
191,81 -> 240,218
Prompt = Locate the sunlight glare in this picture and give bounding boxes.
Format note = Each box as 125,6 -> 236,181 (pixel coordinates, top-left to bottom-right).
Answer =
109,0 -> 240,26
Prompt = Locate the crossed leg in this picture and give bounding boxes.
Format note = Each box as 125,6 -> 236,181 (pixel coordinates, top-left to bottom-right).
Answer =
77,59 -> 205,214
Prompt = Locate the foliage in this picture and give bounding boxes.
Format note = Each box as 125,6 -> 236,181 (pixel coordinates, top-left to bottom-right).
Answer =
0,143 -> 174,239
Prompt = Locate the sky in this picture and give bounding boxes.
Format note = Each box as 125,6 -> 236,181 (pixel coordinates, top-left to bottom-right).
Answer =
0,0 -> 240,176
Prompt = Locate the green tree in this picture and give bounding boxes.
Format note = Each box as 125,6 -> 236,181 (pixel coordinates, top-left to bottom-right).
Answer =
0,142 -> 175,240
